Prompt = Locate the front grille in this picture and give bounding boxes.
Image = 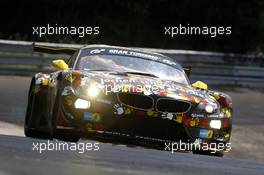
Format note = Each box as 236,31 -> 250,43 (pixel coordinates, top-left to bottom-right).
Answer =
156,98 -> 191,113
117,93 -> 153,110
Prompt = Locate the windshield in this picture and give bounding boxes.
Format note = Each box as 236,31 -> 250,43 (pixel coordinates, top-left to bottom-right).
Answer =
75,54 -> 189,85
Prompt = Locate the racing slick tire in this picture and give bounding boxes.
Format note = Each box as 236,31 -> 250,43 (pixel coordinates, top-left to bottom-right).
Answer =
24,78 -> 52,139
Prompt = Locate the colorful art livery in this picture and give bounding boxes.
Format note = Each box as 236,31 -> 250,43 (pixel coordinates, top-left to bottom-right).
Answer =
24,45 -> 232,156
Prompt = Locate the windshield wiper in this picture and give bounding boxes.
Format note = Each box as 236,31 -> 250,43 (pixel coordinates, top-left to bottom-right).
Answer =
124,71 -> 158,78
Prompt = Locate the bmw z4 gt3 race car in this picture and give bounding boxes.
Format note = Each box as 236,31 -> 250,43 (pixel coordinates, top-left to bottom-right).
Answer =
24,44 -> 232,156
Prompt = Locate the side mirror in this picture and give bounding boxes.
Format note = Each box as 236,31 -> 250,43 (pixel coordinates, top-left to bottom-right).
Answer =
183,67 -> 191,78
52,59 -> 69,70
192,81 -> 208,90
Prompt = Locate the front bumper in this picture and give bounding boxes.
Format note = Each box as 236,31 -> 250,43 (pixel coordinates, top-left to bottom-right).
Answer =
58,93 -> 232,145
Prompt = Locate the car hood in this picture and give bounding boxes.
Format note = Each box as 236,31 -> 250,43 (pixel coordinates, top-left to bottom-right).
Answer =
76,70 -> 217,107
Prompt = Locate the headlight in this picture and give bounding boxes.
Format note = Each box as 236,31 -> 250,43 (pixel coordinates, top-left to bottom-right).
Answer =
205,105 -> 214,113
209,120 -> 221,129
87,86 -> 99,98
74,99 -> 90,109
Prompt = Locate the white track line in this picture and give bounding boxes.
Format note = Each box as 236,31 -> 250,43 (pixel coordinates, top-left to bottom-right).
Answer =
0,121 -> 24,137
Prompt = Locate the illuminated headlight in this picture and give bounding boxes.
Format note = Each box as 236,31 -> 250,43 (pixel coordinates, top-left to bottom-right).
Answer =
87,86 -> 99,98
74,99 -> 90,109
205,105 -> 214,113
210,120 -> 221,129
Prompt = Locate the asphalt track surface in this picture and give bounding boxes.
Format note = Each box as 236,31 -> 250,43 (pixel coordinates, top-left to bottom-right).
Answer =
0,75 -> 264,175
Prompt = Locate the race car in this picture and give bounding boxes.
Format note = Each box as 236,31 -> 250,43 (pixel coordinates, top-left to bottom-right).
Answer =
24,44 -> 232,156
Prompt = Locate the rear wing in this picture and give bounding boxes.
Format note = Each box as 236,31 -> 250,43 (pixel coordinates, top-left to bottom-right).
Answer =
33,43 -> 79,55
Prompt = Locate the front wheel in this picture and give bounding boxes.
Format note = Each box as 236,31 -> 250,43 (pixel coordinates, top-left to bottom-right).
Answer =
24,78 -> 52,139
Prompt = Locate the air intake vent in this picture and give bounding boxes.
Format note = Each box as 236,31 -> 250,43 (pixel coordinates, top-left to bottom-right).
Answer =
117,93 -> 153,110
156,98 -> 191,113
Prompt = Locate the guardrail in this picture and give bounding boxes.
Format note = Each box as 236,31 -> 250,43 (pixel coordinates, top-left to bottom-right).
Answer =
0,39 -> 263,87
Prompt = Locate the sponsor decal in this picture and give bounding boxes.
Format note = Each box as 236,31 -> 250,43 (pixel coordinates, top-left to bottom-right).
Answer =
84,112 -> 93,121
90,49 -> 105,54
113,104 -> 124,115
199,129 -> 213,139
92,113 -> 101,122
161,112 -> 174,120
191,113 -> 205,118
174,114 -> 183,123
190,118 -> 199,127
62,86 -> 74,96
64,96 -> 73,106
221,108 -> 232,118
108,49 -> 160,61
65,74 -> 73,83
